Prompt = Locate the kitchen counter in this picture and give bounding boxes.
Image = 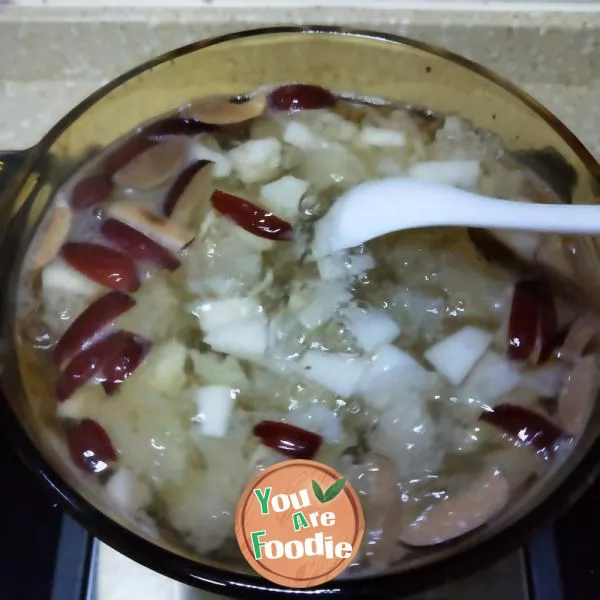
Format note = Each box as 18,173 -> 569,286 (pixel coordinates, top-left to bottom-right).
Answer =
0,5 -> 598,162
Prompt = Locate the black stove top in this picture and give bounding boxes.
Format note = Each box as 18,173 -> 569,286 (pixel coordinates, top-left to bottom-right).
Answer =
1,427 -> 599,600
0,436 -> 63,600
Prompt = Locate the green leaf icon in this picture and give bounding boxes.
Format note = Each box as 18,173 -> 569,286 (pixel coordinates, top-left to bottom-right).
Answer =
323,477 -> 346,502
312,480 -> 325,503
312,478 -> 347,503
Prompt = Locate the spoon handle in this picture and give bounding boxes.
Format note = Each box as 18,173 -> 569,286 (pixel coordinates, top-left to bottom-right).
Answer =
446,194 -> 600,235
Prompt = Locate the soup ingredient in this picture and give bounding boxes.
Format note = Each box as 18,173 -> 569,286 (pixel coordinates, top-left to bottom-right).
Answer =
71,173 -> 114,210
186,93 -> 267,125
341,304 -> 400,351
210,190 -> 293,241
259,175 -> 309,223
56,330 -> 148,400
557,355 -> 599,436
143,115 -> 215,138
67,419 -> 117,473
101,136 -> 157,176
54,291 -> 136,368
228,138 -> 282,184
193,386 -> 236,437
106,202 -> 195,252
42,262 -> 103,305
424,326 -> 493,386
459,351 -> 522,405
358,126 -> 406,148
106,466 -> 151,513
113,136 -> 188,190
101,220 -> 181,271
163,160 -> 214,222
480,403 -> 567,458
28,201 -> 72,271
399,469 -> 509,546
204,319 -> 268,361
299,351 -> 368,398
60,242 -> 140,293
253,420 -> 323,459
508,281 -> 556,364
561,313 -> 600,359
356,455 -> 403,568
268,84 -> 336,112
191,297 -> 263,332
407,159 -> 480,189
101,333 -> 151,394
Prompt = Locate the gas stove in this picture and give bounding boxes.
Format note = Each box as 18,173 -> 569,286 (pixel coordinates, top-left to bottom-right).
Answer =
2,430 -> 597,600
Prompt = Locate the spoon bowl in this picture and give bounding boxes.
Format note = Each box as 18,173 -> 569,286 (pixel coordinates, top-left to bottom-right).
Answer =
313,177 -> 600,257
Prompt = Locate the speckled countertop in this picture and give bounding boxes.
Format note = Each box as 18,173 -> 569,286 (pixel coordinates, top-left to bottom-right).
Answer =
0,5 -> 598,162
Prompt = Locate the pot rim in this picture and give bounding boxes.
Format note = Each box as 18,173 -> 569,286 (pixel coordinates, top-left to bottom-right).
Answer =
3,25 -> 600,599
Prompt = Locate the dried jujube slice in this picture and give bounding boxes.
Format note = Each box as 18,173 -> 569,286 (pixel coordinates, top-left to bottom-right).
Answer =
185,93 -> 267,125
399,470 -> 509,547
100,136 -> 157,176
143,116 -> 215,138
54,291 -> 135,368
479,403 -> 568,458
561,313 -> 600,359
28,202 -> 72,271
508,281 -> 557,365
268,84 -> 336,112
557,355 -> 599,436
113,136 -> 188,190
359,454 -> 403,568
106,201 -> 195,252
211,190 -> 293,241
253,420 -> 322,459
67,419 -> 117,474
61,242 -> 140,293
71,173 -> 114,210
163,160 -> 214,223
101,333 -> 151,395
101,219 -> 180,271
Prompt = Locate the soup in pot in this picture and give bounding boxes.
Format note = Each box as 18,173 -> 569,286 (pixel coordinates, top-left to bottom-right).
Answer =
16,84 -> 600,572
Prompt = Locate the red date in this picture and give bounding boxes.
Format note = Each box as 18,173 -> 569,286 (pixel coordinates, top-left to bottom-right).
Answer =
536,288 -> 558,363
61,242 -> 140,293
67,419 -> 117,474
54,291 -> 135,368
253,420 -> 322,459
211,190 -> 293,241
102,333 -> 151,395
480,403 -> 567,459
56,333 -> 122,400
101,219 -> 180,271
268,84 -> 336,112
71,173 -> 114,210
56,330 -> 148,400
508,281 -> 557,364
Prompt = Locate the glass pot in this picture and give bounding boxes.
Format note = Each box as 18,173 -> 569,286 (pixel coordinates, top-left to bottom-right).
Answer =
1,26 -> 599,599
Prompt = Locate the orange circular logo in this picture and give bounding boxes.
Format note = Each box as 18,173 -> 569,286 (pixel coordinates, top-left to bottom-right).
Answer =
235,459 -> 365,588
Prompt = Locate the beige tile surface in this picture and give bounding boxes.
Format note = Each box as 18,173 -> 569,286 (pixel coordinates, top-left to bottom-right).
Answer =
0,6 -> 598,162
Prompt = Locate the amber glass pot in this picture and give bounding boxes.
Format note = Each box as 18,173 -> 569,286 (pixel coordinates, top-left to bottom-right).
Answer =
0,26 -> 600,599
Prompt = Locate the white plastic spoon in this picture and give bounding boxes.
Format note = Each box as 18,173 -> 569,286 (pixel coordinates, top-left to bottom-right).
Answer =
312,177 -> 600,258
